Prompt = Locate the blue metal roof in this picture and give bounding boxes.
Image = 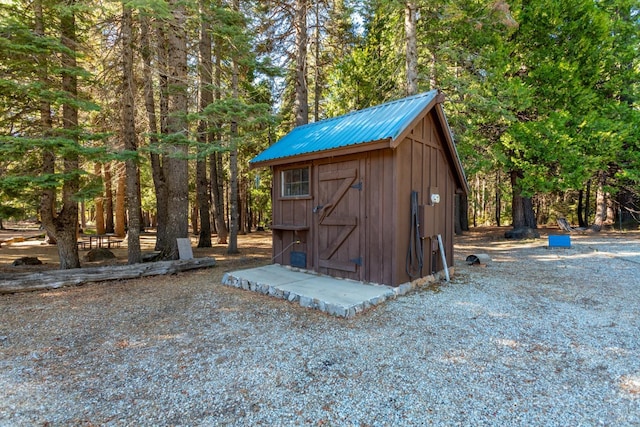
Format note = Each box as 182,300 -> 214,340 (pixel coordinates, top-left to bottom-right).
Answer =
251,90 -> 439,165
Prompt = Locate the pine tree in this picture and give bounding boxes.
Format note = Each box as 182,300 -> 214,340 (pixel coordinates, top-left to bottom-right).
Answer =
121,3 -> 142,263
1,0 -> 102,268
160,0 -> 190,259
294,0 -> 309,126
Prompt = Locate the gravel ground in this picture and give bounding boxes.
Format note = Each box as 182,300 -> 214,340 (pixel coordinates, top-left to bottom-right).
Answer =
1,229 -> 639,426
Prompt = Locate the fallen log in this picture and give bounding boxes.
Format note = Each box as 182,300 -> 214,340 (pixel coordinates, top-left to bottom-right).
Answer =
0,257 -> 216,294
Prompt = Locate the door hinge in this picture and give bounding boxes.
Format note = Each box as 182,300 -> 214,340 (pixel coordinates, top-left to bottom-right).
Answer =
350,257 -> 362,266
351,181 -> 363,191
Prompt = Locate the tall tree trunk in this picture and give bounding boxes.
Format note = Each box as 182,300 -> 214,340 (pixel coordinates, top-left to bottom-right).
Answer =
239,178 -> 246,234
191,204 -> 199,235
140,15 -> 168,250
196,0 -> 212,248
495,170 -> 501,226
161,0 -> 190,260
454,193 -> 469,234
245,179 -> 252,232
577,188 -> 586,228
115,165 -> 126,237
313,0 -> 321,122
523,196 -> 537,229
227,0 -> 240,254
80,201 -> 86,231
606,198 -> 615,224
472,174 -> 478,227
510,170 -> 537,233
454,194 -> 462,235
137,168 -> 144,232
428,50 -> 437,90
56,0 -> 80,269
196,159 -> 211,245
35,0 -> 57,246
122,4 -> 141,263
94,163 -> 105,234
151,19 -> 170,251
404,1 -> 418,95
228,145 -> 239,253
460,193 -> 469,231
593,171 -> 607,232
585,179 -> 591,226
104,163 -> 114,233
210,42 -> 228,244
294,0 -> 309,126
510,170 -> 526,229
210,152 -> 227,244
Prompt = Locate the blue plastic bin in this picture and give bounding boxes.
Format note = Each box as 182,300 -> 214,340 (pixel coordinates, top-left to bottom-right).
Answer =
548,235 -> 571,248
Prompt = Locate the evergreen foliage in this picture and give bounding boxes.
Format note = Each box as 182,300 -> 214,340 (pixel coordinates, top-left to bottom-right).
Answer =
0,0 -> 639,267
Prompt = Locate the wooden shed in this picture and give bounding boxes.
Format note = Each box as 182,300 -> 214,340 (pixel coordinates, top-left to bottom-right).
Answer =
251,90 -> 469,287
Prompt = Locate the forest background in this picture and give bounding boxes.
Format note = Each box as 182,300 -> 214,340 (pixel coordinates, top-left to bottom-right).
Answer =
0,0 -> 639,269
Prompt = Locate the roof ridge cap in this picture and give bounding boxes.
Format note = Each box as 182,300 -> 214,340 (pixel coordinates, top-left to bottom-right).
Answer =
294,90 -> 437,130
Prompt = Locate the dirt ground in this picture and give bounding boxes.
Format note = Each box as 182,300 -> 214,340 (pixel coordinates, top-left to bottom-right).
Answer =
1,221 -> 637,285
0,224 -> 273,277
1,222 -> 639,425
1,222 -> 638,271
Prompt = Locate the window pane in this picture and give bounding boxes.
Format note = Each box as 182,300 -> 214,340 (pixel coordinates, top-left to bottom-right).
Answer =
281,167 -> 310,197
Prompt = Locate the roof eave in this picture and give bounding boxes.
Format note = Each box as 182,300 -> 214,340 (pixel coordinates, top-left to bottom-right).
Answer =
249,138 -> 393,169
434,104 -> 470,195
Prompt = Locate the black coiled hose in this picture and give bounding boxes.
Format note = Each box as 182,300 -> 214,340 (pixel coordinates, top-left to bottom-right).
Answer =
406,190 -> 423,279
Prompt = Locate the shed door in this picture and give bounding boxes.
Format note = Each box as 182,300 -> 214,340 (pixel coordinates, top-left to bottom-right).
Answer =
315,161 -> 362,279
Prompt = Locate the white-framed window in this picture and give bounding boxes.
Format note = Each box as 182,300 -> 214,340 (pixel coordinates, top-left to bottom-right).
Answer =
281,167 -> 310,197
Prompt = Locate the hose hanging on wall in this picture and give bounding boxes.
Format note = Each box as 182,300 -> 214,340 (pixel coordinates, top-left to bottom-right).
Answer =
406,190 -> 423,279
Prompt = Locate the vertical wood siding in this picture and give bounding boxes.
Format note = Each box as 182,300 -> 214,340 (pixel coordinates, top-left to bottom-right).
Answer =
391,110 -> 456,285
271,163 -> 313,268
270,109 -> 459,286
363,150 -> 395,285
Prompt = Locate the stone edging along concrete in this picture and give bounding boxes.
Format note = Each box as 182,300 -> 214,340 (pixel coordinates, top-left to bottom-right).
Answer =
222,264 -> 453,318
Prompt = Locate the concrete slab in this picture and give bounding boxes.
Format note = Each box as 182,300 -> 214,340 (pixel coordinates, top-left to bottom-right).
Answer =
222,264 -> 405,318
225,264 -> 304,287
